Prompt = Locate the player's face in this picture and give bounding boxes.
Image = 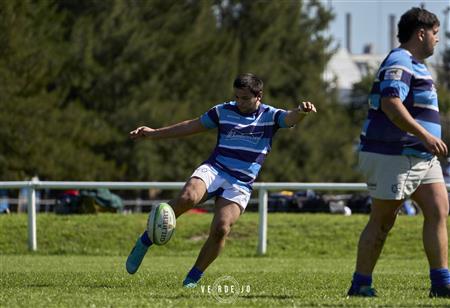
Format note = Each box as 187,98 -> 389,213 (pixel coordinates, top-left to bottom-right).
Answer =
234,88 -> 261,114
421,25 -> 439,58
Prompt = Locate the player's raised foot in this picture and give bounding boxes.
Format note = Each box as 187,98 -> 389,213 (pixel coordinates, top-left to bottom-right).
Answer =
429,284 -> 450,298
347,285 -> 377,297
182,277 -> 199,289
126,238 -> 149,274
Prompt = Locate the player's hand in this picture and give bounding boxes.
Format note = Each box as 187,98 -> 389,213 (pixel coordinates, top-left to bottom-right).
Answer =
129,126 -> 154,139
423,134 -> 448,157
298,101 -> 317,114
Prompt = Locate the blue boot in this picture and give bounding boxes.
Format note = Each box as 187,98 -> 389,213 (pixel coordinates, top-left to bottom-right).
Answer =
126,238 -> 149,274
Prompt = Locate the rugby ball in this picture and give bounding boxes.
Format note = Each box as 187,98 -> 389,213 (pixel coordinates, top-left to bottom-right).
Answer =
147,203 -> 176,245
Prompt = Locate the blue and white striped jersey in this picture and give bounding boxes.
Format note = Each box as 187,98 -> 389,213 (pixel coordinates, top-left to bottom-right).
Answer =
359,48 -> 440,159
200,101 -> 291,191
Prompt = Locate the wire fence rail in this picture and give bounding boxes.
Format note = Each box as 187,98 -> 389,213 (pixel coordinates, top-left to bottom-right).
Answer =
1,180 -> 448,255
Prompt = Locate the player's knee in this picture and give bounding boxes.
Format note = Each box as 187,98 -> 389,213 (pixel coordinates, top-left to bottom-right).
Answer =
376,219 -> 394,237
371,222 -> 392,247
211,222 -> 231,240
362,223 -> 391,249
424,204 -> 449,223
178,189 -> 199,207
368,220 -> 394,242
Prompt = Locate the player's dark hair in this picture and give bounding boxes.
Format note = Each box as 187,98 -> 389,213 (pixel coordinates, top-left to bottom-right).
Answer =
397,7 -> 439,44
233,73 -> 263,97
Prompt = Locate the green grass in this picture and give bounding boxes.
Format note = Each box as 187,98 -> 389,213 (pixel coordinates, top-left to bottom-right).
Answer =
1,213 -> 450,307
0,212 -> 434,258
1,256 -> 447,307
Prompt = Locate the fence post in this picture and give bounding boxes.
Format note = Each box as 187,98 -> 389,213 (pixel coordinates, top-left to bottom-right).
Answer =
257,188 -> 268,255
27,180 -> 37,251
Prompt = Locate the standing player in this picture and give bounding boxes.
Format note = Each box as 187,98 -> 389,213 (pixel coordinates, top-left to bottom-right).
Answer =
348,8 -> 449,298
126,73 -> 317,287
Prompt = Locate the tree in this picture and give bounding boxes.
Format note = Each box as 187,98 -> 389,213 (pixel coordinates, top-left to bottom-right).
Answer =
348,73 -> 374,129
52,0 -> 238,181
0,1 -> 120,180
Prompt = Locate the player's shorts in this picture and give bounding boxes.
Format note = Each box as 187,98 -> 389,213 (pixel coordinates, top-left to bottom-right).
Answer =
191,164 -> 251,211
358,151 -> 444,200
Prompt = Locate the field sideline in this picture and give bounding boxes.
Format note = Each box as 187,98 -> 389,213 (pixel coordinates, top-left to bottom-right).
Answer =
1,213 -> 450,306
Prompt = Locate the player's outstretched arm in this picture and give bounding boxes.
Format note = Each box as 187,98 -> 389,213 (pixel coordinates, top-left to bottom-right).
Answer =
129,118 -> 208,140
284,101 -> 317,127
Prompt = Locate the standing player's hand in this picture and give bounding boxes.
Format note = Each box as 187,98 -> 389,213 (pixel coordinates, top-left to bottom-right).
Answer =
298,101 -> 317,114
423,134 -> 448,157
129,126 -> 154,139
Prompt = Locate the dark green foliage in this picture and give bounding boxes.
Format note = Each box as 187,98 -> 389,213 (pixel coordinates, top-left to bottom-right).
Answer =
0,2 -> 121,180
349,73 -> 374,128
1,0 -> 360,181
436,46 -> 450,146
438,48 -> 450,93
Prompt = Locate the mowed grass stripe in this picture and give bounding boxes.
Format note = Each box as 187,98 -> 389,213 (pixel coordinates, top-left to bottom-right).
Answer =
0,213 -> 438,258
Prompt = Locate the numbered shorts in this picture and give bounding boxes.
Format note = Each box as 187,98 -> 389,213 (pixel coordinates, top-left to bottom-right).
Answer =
191,164 -> 251,211
358,151 -> 444,200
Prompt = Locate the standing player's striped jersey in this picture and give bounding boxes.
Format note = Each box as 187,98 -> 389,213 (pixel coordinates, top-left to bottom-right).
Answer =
359,48 -> 440,159
200,101 -> 291,190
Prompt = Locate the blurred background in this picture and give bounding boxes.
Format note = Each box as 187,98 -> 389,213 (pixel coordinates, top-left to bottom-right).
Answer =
0,0 -> 449,187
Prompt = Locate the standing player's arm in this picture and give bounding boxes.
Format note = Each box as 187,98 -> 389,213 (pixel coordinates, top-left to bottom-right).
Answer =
129,118 -> 208,140
284,101 -> 317,127
381,97 -> 448,156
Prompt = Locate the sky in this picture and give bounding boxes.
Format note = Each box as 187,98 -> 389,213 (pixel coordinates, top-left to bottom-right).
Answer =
323,0 -> 450,62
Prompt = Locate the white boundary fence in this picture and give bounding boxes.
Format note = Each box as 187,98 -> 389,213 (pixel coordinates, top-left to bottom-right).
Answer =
1,180 -> 448,255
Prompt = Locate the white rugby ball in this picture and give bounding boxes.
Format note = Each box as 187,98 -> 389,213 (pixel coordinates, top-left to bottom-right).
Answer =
147,203 -> 176,245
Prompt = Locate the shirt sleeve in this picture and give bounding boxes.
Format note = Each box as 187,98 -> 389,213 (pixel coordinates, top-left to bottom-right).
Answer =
273,109 -> 291,128
378,56 -> 413,102
199,105 -> 220,129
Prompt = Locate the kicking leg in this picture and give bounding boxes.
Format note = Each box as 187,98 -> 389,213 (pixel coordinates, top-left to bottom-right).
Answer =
170,177 -> 208,218
126,177 -> 207,274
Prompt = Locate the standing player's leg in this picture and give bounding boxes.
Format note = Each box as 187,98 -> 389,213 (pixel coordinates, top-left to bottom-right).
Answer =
348,198 -> 403,296
126,177 -> 207,274
183,197 -> 242,287
412,182 -> 450,297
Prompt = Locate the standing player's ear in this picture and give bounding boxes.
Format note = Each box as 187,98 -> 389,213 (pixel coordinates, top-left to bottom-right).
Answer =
418,28 -> 425,41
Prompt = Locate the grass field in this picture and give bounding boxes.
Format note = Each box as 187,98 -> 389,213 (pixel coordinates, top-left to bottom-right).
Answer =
1,213 -> 450,307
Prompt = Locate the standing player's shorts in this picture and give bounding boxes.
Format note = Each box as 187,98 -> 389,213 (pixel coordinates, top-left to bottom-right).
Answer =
358,151 -> 444,200
191,164 -> 251,211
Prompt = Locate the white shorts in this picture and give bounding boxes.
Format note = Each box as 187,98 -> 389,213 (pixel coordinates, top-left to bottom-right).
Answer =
191,164 -> 251,211
358,151 -> 444,200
